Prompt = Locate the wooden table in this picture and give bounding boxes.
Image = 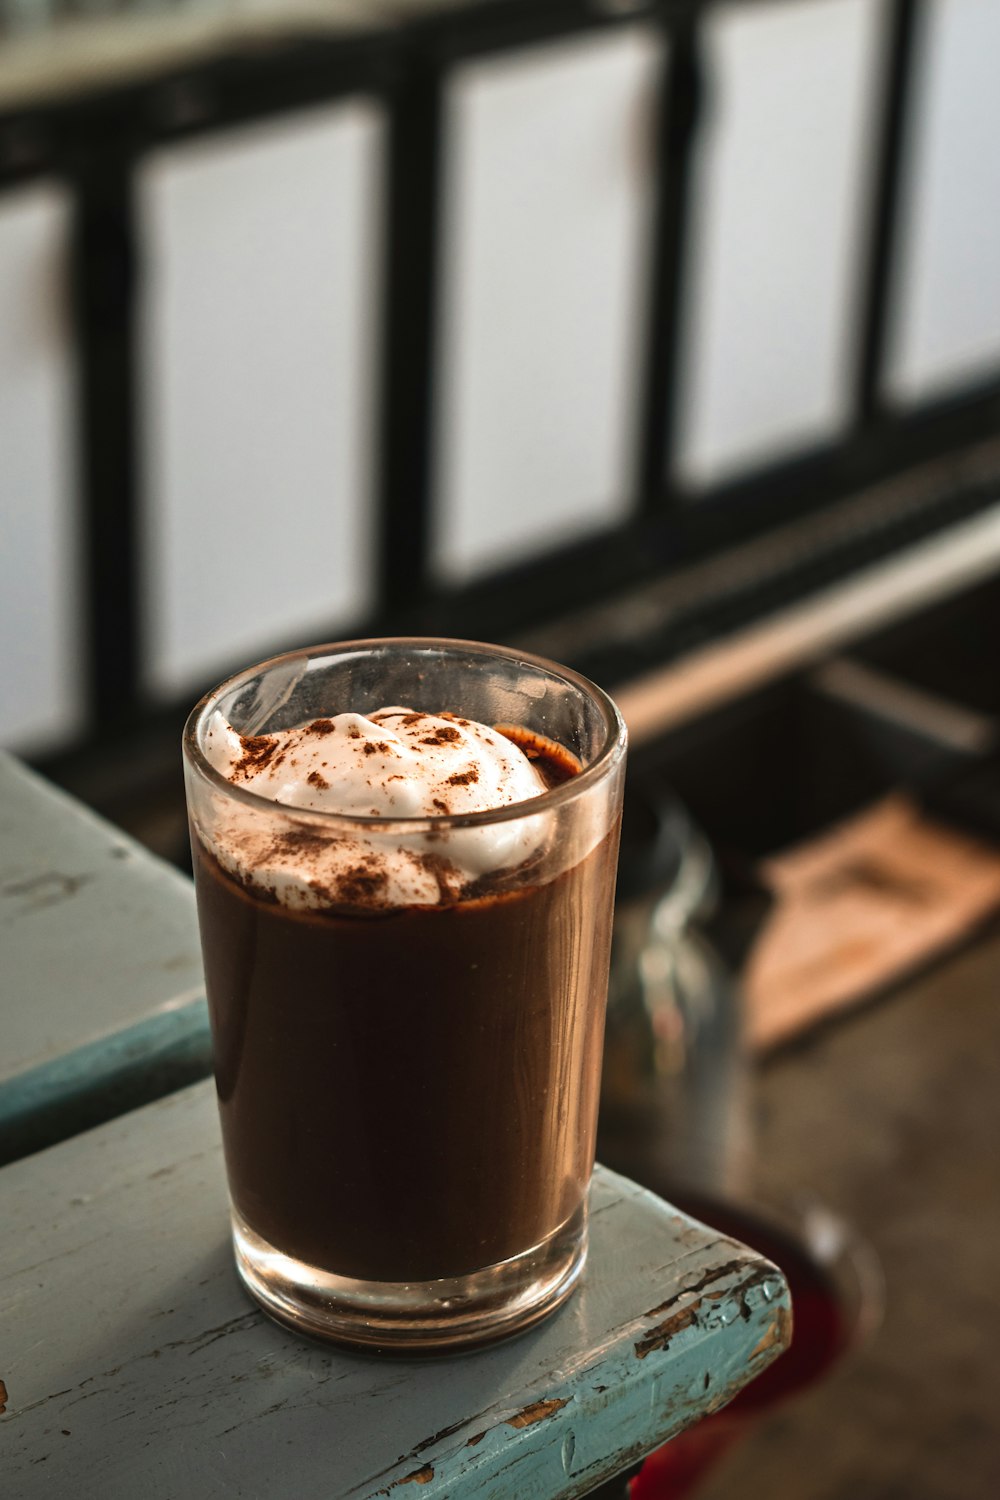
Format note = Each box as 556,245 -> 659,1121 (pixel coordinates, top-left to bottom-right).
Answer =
0,1079 -> 789,1498
0,752 -> 211,1162
0,752 -> 791,1493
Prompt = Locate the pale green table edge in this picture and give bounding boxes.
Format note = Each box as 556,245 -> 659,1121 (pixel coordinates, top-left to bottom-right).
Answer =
0,750 -> 211,1160
0,995 -> 212,1160
0,1082 -> 791,1499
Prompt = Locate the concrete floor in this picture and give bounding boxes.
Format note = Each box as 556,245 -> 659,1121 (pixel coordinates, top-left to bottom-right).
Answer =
690,931 -> 1000,1500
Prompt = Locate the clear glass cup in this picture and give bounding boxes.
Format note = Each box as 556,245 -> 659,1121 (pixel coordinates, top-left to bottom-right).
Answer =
183,638 -> 626,1352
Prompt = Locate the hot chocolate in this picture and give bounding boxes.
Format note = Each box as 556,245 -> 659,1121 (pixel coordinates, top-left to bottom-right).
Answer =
183,641 -> 626,1349
193,711 -> 616,1282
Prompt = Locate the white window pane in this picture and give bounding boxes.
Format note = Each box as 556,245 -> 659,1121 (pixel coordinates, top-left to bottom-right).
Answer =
0,183 -> 82,753
141,101 -> 382,700
887,0 -> 1000,403
676,0 -> 885,488
434,26 -> 660,583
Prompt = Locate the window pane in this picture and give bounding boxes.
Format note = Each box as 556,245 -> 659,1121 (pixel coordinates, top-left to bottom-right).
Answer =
675,0 -> 884,488
887,0 -> 1000,403
0,183 -> 81,753
141,102 -> 382,699
434,27 -> 660,582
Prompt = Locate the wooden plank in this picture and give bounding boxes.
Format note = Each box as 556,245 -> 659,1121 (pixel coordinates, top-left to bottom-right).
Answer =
0,753 -> 211,1158
0,1081 -> 789,1498
616,499 -> 1000,744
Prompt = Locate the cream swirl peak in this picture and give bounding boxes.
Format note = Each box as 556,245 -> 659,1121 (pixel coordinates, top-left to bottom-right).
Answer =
204,706 -> 548,818
198,706 -> 554,908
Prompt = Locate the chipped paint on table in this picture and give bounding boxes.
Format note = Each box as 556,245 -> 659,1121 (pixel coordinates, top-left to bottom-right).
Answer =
0,753 -> 211,1156
0,1082 -> 790,1499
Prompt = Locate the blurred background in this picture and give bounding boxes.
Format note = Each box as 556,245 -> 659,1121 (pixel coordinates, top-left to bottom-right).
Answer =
2,1 -> 1000,1495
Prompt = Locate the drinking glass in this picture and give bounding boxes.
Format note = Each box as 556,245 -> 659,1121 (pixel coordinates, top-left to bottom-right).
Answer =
183,638 -> 626,1351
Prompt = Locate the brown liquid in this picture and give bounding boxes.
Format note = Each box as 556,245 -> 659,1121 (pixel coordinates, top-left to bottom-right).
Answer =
193,748 -> 617,1284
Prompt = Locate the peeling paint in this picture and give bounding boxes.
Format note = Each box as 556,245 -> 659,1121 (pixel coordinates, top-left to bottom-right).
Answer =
644,1260 -> 755,1320
643,1260 -> 755,1321
0,1377 -> 8,1414
466,1431 -> 487,1448
750,1306 -> 793,1360
506,1398 -> 569,1428
413,1416 -> 470,1456
734,1269 -> 783,1324
636,1264 -> 785,1361
635,1304 -> 700,1359
391,1465 -> 434,1487
704,1379 -> 745,1417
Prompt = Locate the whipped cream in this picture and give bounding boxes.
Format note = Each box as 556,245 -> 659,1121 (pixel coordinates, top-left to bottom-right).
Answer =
199,706 -> 552,909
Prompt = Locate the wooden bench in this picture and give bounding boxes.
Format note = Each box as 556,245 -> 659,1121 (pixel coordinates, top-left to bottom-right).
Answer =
0,1079 -> 790,1497
0,751 -> 211,1163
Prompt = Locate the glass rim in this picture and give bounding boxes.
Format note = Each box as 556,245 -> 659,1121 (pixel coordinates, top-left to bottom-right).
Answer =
182,636 -> 627,835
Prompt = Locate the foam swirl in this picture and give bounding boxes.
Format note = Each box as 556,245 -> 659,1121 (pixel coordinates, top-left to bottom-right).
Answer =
199,706 -> 550,908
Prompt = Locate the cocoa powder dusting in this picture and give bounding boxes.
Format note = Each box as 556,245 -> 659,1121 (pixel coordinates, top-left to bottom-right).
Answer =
307,770 -> 329,790
421,727 -> 461,746
446,768 -> 479,786
307,719 -> 337,736
233,733 -> 280,778
265,825 -> 334,862
413,852 -> 461,903
348,725 -> 362,739
337,864 -> 389,905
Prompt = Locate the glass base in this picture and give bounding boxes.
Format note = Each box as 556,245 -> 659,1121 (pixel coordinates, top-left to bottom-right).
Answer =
232,1203 -> 588,1353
